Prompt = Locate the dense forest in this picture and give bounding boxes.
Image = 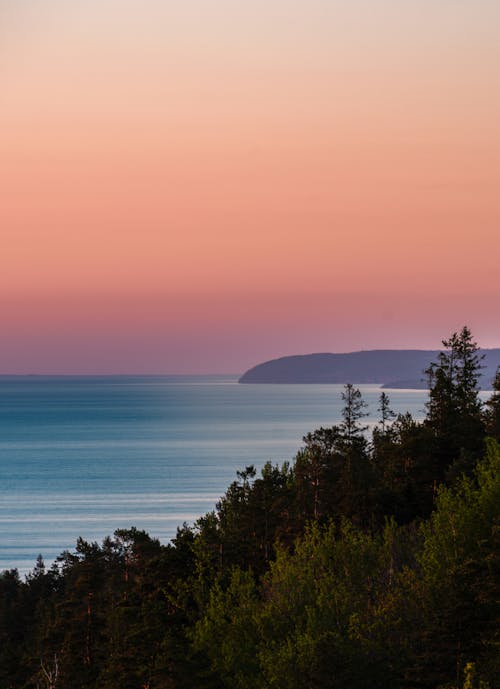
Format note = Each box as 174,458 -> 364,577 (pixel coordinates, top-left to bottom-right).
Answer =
1,327 -> 499,689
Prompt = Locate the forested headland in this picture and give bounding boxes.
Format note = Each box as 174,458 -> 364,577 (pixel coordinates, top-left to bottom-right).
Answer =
238,346 -> 500,388
1,327 -> 499,689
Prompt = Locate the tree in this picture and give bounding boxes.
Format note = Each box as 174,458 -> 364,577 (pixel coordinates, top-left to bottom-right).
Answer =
414,440 -> 500,688
294,387 -> 373,528
337,385 -> 374,526
36,654 -> 59,689
255,522 -> 406,689
484,367 -> 500,442
191,568 -> 261,689
425,326 -> 485,473
0,569 -> 26,687
340,383 -> 369,441
294,428 -> 342,523
377,392 -> 396,432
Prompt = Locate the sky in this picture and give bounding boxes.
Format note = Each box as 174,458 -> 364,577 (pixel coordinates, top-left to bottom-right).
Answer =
1,0 -> 499,373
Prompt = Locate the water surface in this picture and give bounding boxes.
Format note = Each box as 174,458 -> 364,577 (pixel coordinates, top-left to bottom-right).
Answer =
0,376 -> 428,575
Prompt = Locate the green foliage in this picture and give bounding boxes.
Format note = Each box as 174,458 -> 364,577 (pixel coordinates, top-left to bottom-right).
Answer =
257,521 -> 397,689
415,440 -> 500,687
1,328 -> 499,688
192,568 -> 261,689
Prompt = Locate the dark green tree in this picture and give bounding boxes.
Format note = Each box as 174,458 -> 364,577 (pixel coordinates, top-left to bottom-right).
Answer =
377,391 -> 396,432
0,569 -> 26,686
191,568 -> 261,689
340,383 -> 369,441
338,384 -> 374,526
484,366 -> 500,442
425,326 -> 485,475
412,440 -> 500,688
370,410 -> 435,522
295,388 -> 373,528
295,428 -> 343,523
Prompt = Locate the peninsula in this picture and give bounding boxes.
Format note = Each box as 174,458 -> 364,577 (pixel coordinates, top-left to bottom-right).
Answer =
239,349 -> 500,388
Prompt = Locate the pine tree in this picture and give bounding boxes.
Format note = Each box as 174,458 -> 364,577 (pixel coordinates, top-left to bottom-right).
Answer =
377,391 -> 396,433
484,367 -> 500,441
425,326 -> 485,473
340,383 -> 369,441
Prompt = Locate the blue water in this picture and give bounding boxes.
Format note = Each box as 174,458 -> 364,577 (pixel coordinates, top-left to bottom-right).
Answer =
0,376 -> 429,575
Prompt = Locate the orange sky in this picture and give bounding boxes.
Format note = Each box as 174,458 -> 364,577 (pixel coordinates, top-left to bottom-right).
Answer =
1,1 -> 499,372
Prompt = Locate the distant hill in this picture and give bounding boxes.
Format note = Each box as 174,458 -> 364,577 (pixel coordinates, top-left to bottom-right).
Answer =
239,349 -> 500,389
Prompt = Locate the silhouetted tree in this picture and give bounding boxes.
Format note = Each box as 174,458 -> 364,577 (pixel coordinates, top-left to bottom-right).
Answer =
484,366 -> 500,442
425,326 -> 485,475
340,383 -> 369,441
377,391 -> 396,432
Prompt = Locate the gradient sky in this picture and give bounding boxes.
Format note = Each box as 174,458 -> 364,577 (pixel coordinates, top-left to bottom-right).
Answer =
1,0 -> 499,373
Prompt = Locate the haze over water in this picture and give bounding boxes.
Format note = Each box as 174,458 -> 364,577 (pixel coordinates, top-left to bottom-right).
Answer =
0,376 -> 430,575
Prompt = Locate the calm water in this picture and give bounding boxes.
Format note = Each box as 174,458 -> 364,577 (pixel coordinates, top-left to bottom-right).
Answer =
0,376 -> 429,575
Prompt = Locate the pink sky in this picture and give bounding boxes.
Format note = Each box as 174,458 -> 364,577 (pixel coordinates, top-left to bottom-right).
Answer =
1,1 -> 499,373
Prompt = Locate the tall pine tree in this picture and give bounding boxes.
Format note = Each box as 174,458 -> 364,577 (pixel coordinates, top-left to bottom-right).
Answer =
425,326 -> 485,475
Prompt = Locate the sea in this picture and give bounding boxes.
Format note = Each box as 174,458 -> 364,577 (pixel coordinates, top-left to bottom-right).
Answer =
0,375 -> 430,576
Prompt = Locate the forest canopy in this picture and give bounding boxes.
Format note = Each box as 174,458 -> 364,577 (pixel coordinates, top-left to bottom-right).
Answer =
1,327 -> 499,689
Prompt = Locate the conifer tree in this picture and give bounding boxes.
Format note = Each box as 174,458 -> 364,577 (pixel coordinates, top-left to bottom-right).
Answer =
484,366 -> 500,441
340,383 -> 369,441
377,391 -> 396,432
425,326 -> 485,471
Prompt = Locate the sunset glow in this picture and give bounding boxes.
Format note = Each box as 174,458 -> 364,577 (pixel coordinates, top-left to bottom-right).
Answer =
1,0 -> 499,372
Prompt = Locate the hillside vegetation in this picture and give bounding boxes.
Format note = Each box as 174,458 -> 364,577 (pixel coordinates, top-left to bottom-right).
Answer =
1,327 -> 499,689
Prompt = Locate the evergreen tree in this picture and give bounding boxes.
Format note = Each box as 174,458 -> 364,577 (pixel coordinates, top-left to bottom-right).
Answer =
377,391 -> 396,432
295,388 -> 374,529
425,326 -> 485,474
0,569 -> 26,687
295,428 -> 343,523
338,384 -> 374,525
484,366 -> 500,441
340,383 -> 369,441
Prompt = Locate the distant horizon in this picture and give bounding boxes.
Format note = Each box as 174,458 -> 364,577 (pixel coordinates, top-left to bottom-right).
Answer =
2,1 -> 499,375
2,342 -> 499,377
